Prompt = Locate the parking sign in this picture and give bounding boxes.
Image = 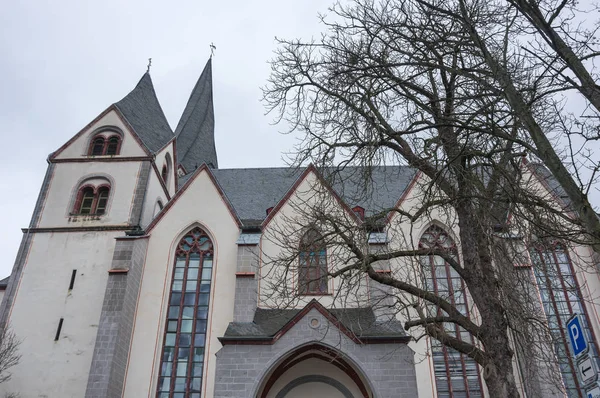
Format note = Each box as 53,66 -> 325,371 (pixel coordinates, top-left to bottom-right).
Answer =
568,314 -> 589,358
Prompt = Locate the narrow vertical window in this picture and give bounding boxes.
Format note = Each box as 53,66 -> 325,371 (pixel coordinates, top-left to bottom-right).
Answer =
157,227 -> 214,398
105,136 -> 120,155
531,243 -> 600,397
298,228 -> 328,295
162,165 -> 169,184
420,225 -> 482,397
78,187 -> 95,214
54,318 -> 64,341
68,270 -> 77,290
96,187 -> 110,214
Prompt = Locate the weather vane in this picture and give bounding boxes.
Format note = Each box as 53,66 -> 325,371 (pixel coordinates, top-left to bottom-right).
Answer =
147,58 -> 152,73
210,43 -> 217,58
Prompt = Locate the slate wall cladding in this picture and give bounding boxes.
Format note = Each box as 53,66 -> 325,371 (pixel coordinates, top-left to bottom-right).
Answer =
0,163 -> 55,330
234,245 -> 258,322
85,236 -> 148,398
129,161 -> 151,225
213,308 -> 418,398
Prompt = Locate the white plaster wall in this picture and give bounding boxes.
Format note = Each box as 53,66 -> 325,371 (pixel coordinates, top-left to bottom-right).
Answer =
55,109 -> 147,159
154,143 -> 176,195
0,231 -> 119,398
266,358 -> 365,398
123,169 -> 240,398
259,171 -> 368,310
139,167 -> 168,228
38,161 -> 143,228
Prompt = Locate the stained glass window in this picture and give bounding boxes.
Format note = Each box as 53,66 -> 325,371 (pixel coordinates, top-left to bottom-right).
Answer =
157,227 -> 213,398
420,225 -> 483,398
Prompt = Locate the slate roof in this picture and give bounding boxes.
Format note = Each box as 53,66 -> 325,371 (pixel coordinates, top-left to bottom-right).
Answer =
223,306 -> 407,341
528,162 -> 572,206
114,73 -> 174,153
206,166 -> 416,227
0,276 -> 9,289
175,59 -> 218,171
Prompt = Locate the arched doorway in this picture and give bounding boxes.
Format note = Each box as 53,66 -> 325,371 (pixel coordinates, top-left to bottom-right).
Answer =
257,344 -> 372,398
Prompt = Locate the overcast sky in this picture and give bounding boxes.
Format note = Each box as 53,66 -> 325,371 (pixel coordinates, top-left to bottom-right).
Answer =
1,1 -> 598,278
0,0 -> 331,277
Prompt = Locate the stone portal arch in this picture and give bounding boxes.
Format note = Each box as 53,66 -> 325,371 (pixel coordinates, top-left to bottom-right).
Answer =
257,343 -> 372,398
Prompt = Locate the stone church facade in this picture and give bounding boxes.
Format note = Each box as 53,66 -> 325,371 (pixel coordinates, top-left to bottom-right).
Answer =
0,59 -> 599,397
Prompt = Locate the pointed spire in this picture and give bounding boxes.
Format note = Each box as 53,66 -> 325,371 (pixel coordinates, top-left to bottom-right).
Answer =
175,59 -> 218,171
114,72 -> 174,153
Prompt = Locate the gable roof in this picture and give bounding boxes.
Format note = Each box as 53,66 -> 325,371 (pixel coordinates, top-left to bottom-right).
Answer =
208,166 -> 416,227
220,300 -> 409,344
175,59 -> 218,171
114,73 -> 174,153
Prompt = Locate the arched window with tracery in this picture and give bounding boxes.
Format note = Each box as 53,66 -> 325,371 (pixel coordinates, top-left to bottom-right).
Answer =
298,228 -> 328,295
157,227 -> 214,398
73,182 -> 111,215
531,242 -> 600,397
419,225 -> 483,398
87,132 -> 122,156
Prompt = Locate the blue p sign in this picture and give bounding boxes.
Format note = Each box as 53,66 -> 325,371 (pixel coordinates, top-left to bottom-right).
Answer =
567,314 -> 588,358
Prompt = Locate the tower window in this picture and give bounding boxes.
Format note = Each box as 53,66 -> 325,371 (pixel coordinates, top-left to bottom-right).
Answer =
298,228 -> 328,295
73,183 -> 111,215
87,132 -> 122,156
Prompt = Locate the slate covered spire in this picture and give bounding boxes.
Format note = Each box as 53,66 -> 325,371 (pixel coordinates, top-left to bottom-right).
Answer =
175,59 -> 218,171
114,73 -> 174,153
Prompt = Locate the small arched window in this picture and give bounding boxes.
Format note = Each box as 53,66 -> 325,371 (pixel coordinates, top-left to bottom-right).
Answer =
87,133 -> 121,156
77,187 -> 95,214
91,137 -> 105,156
162,153 -> 172,186
162,165 -> 168,183
105,136 -> 120,155
73,184 -> 111,215
298,228 -> 328,295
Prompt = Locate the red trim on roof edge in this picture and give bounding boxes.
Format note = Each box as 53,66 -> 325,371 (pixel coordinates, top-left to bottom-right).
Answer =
261,165 -> 361,230
145,164 -> 242,233
151,162 -> 172,201
50,105 -> 152,160
387,170 -> 421,224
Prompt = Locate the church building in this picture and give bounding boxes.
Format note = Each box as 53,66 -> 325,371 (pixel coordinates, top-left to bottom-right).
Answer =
1,59 -> 599,398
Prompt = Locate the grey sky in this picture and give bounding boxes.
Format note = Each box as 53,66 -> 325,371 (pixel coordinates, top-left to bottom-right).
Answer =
1,1 -> 598,279
0,0 -> 331,277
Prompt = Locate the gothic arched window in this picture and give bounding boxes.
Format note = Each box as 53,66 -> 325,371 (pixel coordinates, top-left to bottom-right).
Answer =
531,243 -> 600,397
157,227 -> 214,398
298,228 -> 328,295
419,225 -> 483,397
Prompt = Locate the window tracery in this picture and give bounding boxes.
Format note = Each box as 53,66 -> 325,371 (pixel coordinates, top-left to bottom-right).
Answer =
419,225 -> 483,397
157,227 -> 214,398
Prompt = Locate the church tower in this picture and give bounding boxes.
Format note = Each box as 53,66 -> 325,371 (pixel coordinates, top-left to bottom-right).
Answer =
0,72 -> 177,397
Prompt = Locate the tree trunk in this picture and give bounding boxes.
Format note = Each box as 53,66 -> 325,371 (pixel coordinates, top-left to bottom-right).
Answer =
455,199 -> 521,398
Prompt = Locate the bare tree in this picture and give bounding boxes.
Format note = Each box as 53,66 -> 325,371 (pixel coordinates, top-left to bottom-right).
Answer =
0,327 -> 20,385
262,0 -> 599,397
